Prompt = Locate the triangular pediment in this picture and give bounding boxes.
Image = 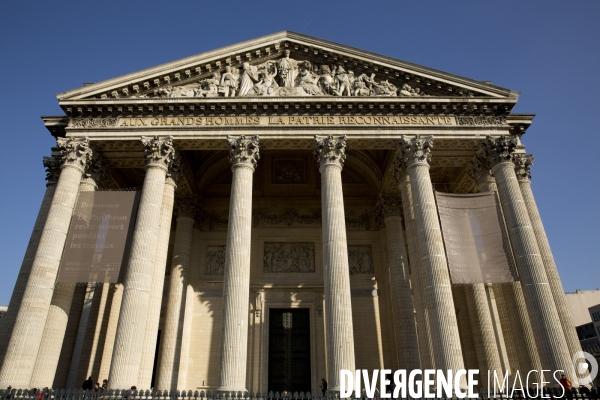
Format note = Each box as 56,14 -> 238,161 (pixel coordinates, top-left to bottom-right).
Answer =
57,31 -> 517,101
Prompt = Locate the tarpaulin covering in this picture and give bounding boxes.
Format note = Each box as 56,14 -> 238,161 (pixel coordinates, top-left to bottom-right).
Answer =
435,192 -> 514,284
57,190 -> 140,283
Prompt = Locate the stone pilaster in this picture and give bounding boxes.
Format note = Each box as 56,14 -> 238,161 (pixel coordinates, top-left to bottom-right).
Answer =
138,159 -> 180,388
314,135 -> 356,391
31,152 -> 107,388
0,138 -> 92,388
375,194 -> 420,371
395,136 -> 465,379
0,149 -> 62,365
156,196 -> 199,390
108,136 -> 178,389
396,174 -> 433,370
481,135 -> 574,382
217,135 -> 260,392
514,153 -> 585,378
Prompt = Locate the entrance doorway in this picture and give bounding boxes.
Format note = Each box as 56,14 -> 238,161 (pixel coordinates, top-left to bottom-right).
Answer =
268,308 -> 311,393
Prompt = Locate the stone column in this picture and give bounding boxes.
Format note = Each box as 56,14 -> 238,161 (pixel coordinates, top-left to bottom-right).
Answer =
462,161 -> 505,378
217,135 -> 260,392
395,136 -> 465,378
138,160 -> 181,388
0,149 -> 61,364
31,154 -> 107,388
0,138 -> 92,388
177,224 -> 201,389
481,135 -> 574,381
468,156 -> 541,378
314,135 -> 356,391
397,175 -> 433,369
375,195 -> 420,371
108,136 -> 178,389
156,196 -> 198,390
514,154 -> 584,368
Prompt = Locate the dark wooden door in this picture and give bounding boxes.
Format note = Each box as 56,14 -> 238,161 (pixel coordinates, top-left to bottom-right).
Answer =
268,309 -> 311,393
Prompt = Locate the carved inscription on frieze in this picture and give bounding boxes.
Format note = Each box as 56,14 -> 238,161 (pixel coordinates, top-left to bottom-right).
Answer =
206,246 -> 226,275
348,245 -> 374,275
263,242 -> 315,273
77,115 -> 460,129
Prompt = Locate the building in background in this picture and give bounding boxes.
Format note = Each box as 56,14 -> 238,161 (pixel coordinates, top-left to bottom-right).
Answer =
566,290 -> 600,326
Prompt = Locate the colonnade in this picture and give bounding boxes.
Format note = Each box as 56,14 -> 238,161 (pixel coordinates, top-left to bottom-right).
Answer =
0,134 -> 581,390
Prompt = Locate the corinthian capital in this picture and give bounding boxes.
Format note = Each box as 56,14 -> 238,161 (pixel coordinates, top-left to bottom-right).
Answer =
84,152 -> 109,185
394,136 -> 433,175
175,195 -> 199,218
167,154 -> 183,185
141,136 -> 177,170
57,137 -> 93,171
43,148 -> 62,183
314,135 -> 347,169
375,194 -> 403,226
480,135 -> 518,168
514,153 -> 534,181
227,135 -> 260,169
466,152 -> 494,186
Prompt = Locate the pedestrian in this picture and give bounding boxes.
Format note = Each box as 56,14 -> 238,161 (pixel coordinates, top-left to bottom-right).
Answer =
82,377 -> 94,391
101,380 -> 108,392
94,383 -> 100,393
559,374 -> 573,397
128,386 -> 137,400
320,379 -> 327,396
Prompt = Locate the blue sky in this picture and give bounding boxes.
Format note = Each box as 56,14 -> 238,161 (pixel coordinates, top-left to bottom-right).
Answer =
0,1 -> 598,305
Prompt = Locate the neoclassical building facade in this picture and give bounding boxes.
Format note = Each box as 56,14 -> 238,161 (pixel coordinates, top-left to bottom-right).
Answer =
0,32 -> 584,393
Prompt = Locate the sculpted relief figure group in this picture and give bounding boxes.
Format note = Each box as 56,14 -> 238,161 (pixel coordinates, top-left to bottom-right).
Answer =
151,50 -> 432,98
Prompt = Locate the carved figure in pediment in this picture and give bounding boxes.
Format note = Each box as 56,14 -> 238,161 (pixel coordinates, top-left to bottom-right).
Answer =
199,71 -> 221,97
316,65 -> 336,95
155,86 -> 173,97
373,79 -> 397,96
333,66 -> 352,96
238,62 -> 259,96
254,62 -> 279,96
219,66 -> 239,97
297,61 -> 323,95
277,50 -> 299,87
353,74 -> 374,96
400,84 -> 413,96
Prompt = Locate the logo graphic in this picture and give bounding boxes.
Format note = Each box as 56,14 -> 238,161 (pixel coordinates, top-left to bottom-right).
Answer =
572,351 -> 598,385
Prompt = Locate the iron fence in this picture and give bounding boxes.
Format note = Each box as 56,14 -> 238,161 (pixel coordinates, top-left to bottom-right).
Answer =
0,389 -> 598,400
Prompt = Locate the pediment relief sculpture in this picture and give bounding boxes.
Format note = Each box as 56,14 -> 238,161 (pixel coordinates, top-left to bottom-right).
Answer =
150,53 -> 428,99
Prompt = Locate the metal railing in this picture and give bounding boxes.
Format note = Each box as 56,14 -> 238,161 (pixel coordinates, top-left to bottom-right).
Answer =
1,389 -> 599,400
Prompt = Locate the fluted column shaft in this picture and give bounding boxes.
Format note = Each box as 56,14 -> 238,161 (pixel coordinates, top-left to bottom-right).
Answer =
398,179 -> 432,369
156,199 -> 196,390
466,284 -> 503,375
517,168 -> 583,363
0,152 -> 61,364
490,159 -> 574,379
218,135 -> 259,392
463,171 -> 504,377
109,136 -> 177,388
396,137 -> 465,377
0,138 -> 91,388
314,135 -> 355,391
138,177 -> 177,388
31,176 -> 99,388
381,212 -> 420,370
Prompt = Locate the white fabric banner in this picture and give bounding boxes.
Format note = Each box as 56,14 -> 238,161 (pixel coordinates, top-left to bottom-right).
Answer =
435,192 -> 514,284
